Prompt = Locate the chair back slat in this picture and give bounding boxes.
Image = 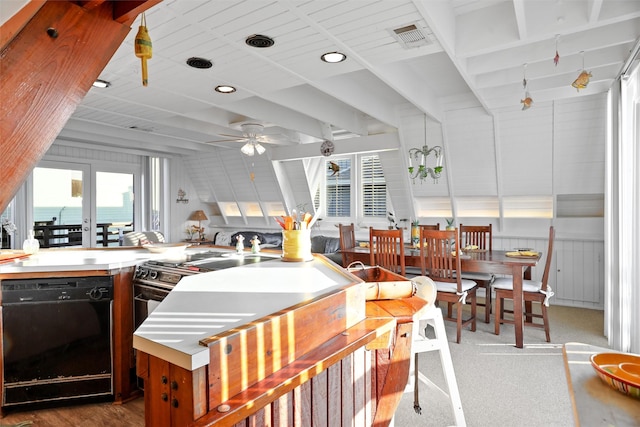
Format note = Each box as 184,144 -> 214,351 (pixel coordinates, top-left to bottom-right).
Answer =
418,223 -> 440,231
369,228 -> 405,275
459,224 -> 492,250
419,228 -> 462,291
540,226 -> 555,291
339,223 -> 356,266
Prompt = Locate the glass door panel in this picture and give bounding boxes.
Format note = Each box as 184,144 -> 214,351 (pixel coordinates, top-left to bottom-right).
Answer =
95,171 -> 134,246
33,166 -> 88,248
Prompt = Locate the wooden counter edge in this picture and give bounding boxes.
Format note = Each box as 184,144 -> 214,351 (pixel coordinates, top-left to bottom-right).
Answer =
189,317 -> 395,427
562,344 -> 581,427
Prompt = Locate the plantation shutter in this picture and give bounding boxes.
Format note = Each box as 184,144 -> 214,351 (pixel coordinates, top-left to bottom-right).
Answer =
326,158 -> 351,217
361,155 -> 386,217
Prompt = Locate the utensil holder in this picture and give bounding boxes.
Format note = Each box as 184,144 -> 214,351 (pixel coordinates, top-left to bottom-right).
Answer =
282,229 -> 313,262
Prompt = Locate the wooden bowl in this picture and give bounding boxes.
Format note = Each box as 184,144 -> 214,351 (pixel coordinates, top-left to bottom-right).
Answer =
590,352 -> 640,399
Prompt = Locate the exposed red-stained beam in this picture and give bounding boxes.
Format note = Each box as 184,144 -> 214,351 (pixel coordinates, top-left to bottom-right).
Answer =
0,0 -> 161,212
0,0 -> 47,49
111,0 -> 162,24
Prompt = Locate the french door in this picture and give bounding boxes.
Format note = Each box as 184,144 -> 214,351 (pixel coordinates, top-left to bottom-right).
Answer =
32,161 -> 138,248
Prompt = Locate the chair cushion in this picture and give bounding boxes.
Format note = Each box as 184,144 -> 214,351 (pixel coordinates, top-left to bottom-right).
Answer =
460,271 -> 493,281
492,277 -> 542,292
433,278 -> 477,293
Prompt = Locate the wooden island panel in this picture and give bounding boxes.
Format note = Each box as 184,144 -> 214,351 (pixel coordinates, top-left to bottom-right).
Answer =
202,281 -> 365,408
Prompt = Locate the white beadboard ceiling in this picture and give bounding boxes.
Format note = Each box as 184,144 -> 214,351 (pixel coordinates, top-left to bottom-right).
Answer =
4,0 -> 637,156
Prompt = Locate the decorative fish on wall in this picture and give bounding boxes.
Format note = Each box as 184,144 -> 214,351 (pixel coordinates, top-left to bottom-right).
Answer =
572,70 -> 592,91
328,161 -> 340,176
521,92 -> 533,110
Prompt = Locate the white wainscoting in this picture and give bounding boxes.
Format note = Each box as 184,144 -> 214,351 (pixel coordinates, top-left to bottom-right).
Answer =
494,236 -> 604,310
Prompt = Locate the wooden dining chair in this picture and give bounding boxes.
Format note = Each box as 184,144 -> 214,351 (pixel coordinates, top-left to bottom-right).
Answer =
419,223 -> 440,231
492,226 -> 555,342
459,224 -> 494,323
338,223 -> 356,267
419,228 -> 477,343
369,227 -> 405,276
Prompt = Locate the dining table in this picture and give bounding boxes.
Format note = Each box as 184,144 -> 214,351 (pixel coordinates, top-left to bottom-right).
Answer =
340,246 -> 541,348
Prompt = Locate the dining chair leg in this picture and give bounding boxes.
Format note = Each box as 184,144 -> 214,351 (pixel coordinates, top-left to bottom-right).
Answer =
494,294 -> 502,336
456,301 -> 462,344
541,303 -> 551,342
484,283 -> 492,324
471,295 -> 477,332
524,300 -> 533,323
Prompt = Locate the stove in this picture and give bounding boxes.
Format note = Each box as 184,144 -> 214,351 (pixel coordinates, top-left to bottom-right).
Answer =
135,251 -> 279,289
133,250 -> 279,328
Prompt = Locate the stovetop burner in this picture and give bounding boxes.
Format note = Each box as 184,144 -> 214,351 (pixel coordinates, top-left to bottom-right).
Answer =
135,250 -> 280,288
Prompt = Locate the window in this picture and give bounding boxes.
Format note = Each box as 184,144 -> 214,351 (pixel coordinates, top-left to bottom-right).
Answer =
323,154 -> 387,221
325,158 -> 351,217
361,155 -> 386,218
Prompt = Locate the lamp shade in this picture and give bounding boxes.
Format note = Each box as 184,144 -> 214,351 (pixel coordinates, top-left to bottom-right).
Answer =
189,210 -> 208,221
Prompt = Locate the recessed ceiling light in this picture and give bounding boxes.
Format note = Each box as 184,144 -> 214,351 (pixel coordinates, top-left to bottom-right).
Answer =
92,79 -> 111,88
215,85 -> 236,93
321,52 -> 347,63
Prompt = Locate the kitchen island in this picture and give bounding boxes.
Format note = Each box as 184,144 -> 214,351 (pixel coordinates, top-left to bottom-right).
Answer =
133,253 -> 424,427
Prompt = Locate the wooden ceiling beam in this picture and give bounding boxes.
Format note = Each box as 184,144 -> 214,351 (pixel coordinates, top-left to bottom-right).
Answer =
0,0 -> 160,212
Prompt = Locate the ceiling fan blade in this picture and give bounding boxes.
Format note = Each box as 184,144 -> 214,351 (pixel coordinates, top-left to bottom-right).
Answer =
218,132 -> 245,139
205,137 -> 248,144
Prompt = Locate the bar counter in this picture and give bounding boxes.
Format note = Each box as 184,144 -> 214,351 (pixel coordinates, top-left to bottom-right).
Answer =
134,254 -> 425,427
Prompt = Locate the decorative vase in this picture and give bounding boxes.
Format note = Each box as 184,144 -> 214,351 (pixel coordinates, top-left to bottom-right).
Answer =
282,229 -> 313,262
23,229 -> 40,254
411,225 -> 420,247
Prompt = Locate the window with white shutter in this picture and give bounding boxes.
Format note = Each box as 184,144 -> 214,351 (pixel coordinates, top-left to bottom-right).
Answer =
361,155 -> 386,218
322,155 -> 387,221
325,158 -> 351,217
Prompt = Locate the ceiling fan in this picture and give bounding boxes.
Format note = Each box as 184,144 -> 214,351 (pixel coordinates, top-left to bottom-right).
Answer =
209,123 -> 283,156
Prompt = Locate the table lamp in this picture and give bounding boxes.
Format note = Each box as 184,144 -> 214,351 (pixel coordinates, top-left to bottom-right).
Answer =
188,210 -> 208,240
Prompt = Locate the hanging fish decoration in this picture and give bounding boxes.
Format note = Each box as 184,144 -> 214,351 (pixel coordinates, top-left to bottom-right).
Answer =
328,161 -> 340,176
521,92 -> 533,110
522,77 -> 527,89
571,70 -> 592,91
134,13 -> 152,87
553,35 -> 560,66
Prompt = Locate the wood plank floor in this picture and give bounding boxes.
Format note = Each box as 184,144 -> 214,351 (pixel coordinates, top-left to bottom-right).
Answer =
0,397 -> 144,426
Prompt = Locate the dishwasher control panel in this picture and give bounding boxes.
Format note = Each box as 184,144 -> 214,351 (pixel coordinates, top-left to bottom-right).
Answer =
1,276 -> 113,304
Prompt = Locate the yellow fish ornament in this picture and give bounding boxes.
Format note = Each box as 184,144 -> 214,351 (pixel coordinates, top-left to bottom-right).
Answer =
521,92 -> 533,110
571,70 -> 591,91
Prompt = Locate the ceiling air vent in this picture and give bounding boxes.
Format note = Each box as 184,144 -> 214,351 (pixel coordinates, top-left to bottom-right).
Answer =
186,57 -> 213,69
245,34 -> 275,48
390,24 -> 432,49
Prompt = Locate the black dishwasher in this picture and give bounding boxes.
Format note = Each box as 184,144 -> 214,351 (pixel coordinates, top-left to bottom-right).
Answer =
1,276 -> 113,407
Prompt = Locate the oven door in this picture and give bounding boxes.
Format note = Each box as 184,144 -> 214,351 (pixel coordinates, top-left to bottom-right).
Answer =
134,282 -> 170,329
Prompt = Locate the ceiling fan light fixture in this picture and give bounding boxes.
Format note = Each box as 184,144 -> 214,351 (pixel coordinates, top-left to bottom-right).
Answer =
241,142 -> 255,156
254,143 -> 266,155
215,85 -> 236,93
321,52 -> 346,63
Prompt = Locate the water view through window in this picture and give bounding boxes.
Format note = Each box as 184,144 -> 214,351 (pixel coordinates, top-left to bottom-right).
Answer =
33,167 -> 134,247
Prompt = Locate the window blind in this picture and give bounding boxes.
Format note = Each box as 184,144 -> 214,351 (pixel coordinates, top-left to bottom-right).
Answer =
361,155 -> 386,217
326,158 -> 351,217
